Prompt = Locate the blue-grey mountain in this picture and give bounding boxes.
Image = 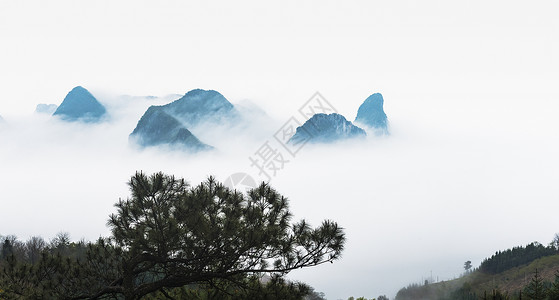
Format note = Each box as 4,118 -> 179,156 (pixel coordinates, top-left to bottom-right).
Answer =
130,89 -> 238,151
354,93 -> 388,134
129,106 -> 212,152
52,86 -> 107,122
161,89 -> 239,128
36,104 -> 58,115
288,113 -> 366,145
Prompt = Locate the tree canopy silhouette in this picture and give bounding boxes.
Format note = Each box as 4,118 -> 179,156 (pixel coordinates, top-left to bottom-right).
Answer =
107,172 -> 345,299
1,172 -> 345,300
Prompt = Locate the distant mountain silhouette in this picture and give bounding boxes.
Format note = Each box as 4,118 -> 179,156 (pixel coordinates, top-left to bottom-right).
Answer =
354,93 -> 388,134
130,89 -> 240,151
288,113 -> 366,145
129,106 -> 212,152
52,86 -> 107,122
162,89 -> 239,128
35,104 -> 58,115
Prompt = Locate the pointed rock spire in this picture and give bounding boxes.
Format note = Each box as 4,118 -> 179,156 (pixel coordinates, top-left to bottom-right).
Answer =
354,93 -> 388,134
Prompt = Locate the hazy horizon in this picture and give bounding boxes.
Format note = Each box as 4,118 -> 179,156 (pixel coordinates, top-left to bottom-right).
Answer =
1,1 -> 559,299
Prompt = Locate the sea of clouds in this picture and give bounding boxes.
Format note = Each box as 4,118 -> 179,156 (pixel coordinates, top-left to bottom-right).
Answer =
1,90 -> 558,299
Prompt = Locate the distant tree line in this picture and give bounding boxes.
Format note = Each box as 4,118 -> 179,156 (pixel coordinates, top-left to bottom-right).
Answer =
395,234 -> 559,300
0,232 -> 80,264
479,242 -> 558,275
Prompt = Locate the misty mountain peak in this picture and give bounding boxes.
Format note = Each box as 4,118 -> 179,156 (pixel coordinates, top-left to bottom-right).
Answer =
130,88 -> 242,152
52,86 -> 107,122
163,89 -> 239,127
129,106 -> 213,152
288,113 -> 366,145
354,93 -> 388,134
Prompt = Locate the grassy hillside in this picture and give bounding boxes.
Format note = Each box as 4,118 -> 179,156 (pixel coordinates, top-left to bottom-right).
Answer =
396,253 -> 559,300
469,254 -> 559,294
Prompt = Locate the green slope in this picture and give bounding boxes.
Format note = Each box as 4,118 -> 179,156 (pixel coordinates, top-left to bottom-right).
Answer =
396,254 -> 559,300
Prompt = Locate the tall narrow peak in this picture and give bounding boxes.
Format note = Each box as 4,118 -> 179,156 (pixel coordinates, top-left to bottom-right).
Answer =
354,93 -> 388,134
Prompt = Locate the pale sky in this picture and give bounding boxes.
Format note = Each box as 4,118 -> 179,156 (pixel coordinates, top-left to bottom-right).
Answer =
1,1 -> 559,299
1,1 -> 558,117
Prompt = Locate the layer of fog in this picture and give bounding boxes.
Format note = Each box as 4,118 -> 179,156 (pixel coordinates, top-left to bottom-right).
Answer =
1,91 -> 558,300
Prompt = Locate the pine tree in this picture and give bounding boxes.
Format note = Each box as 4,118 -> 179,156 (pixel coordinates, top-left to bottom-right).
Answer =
0,172 -> 345,300
547,270 -> 559,300
524,268 -> 546,300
